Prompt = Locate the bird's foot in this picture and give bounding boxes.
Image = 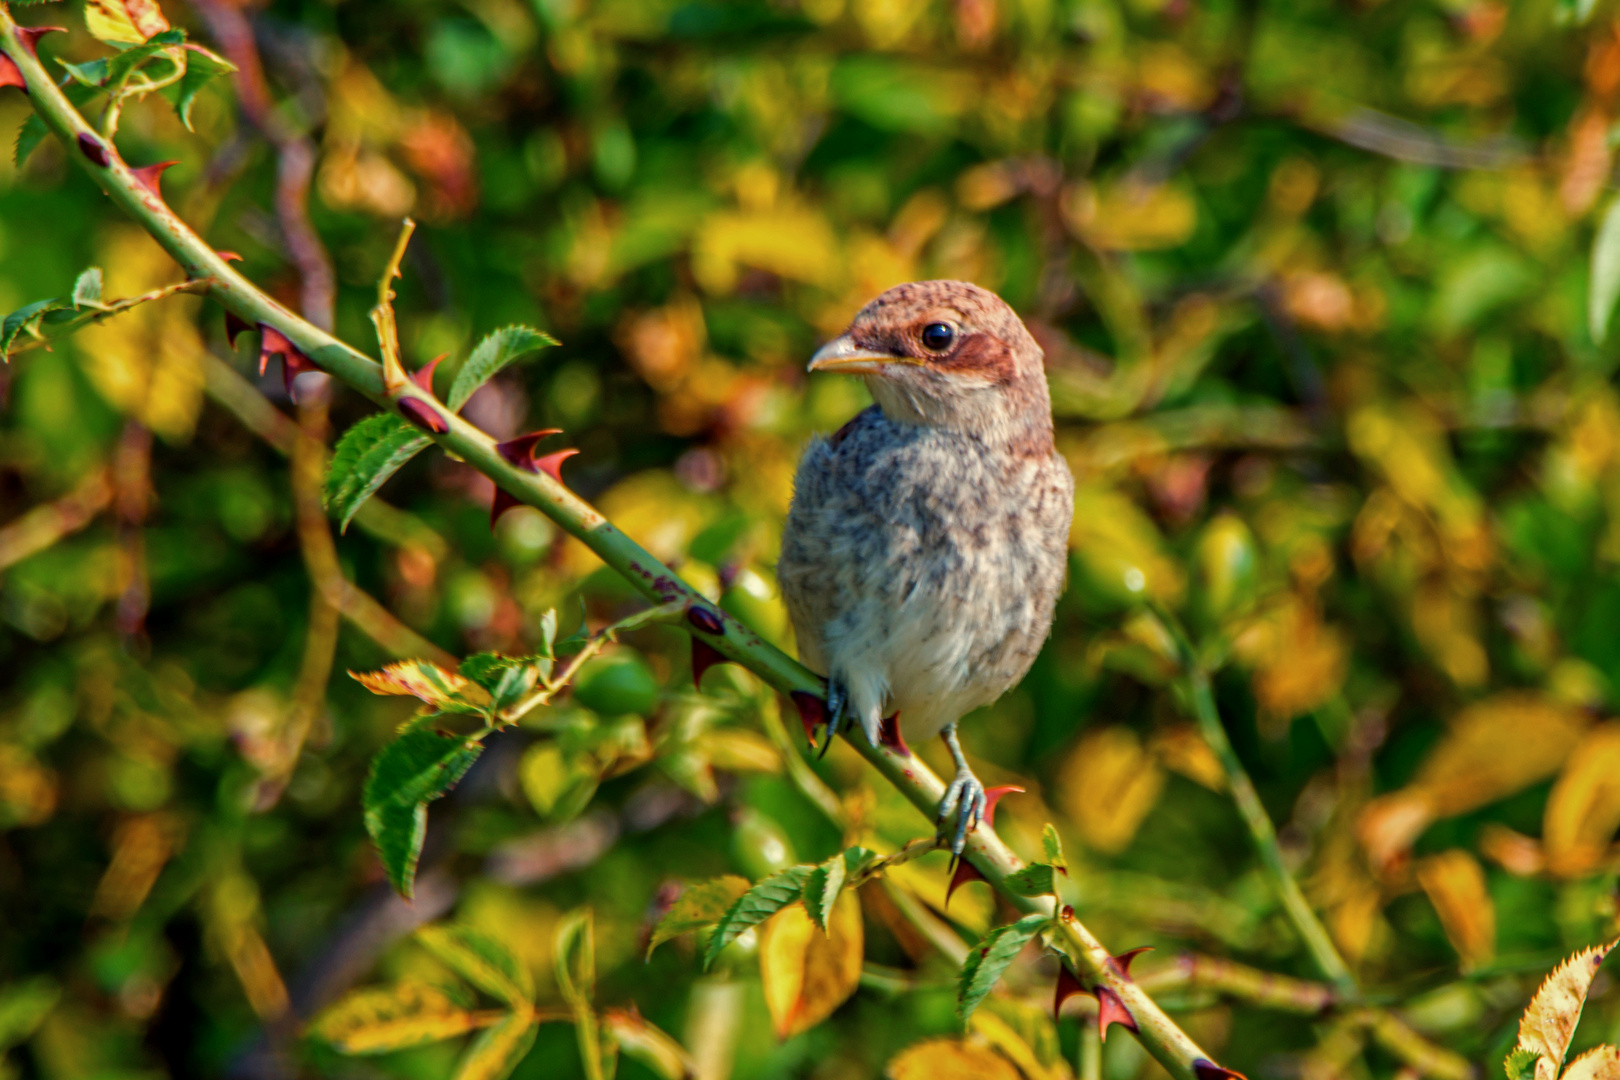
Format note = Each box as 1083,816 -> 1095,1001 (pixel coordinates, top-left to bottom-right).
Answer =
819,678 -> 850,760
936,766 -> 987,862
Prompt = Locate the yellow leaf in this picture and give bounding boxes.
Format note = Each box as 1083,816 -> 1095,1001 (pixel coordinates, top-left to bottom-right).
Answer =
1358,693 -> 1588,871
1056,725 -> 1165,855
694,729 -> 781,774
78,230 -> 206,444
1543,722 -> 1620,878
885,1038 -> 1021,1080
1563,1046 -> 1620,1080
1067,483 -> 1184,605
759,891 -> 862,1039
1414,849 -> 1495,969
1514,939 -> 1619,1080
453,1008 -> 539,1080
969,1010 -> 1065,1080
85,0 -> 171,44
1150,724 -> 1225,792
350,660 -> 490,710
1062,179 -> 1197,252
691,204 -> 842,295
602,1008 -> 698,1080
309,982 -> 481,1054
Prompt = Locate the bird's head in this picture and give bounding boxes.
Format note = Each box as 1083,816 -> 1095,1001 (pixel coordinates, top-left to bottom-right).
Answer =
808,280 -> 1052,445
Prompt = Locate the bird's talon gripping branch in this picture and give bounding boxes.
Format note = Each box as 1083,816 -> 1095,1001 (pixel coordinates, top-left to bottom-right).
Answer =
937,722 -> 987,858
818,678 -> 852,759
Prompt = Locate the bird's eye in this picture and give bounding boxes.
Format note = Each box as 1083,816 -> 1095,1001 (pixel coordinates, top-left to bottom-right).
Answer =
920,323 -> 955,352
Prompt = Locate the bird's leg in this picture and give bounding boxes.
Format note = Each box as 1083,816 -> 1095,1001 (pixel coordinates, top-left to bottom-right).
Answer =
935,722 -> 987,860
819,677 -> 850,760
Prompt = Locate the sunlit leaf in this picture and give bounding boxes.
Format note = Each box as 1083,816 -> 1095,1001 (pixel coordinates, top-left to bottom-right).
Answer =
85,0 -> 171,45
759,891 -> 862,1040
351,659 -> 492,714
1591,196 -> 1620,344
0,977 -> 59,1050
703,865 -> 811,970
553,907 -> 595,1008
325,413 -> 432,533
957,914 -> 1048,1022
1563,1046 -> 1620,1080
417,924 -> 534,1008
602,1008 -> 697,1080
308,981 -> 481,1054
1003,864 -> 1059,898
1511,938 -> 1618,1080
646,876 -> 750,959
452,1009 -> 538,1080
1543,722 -> 1620,878
886,1037 -> 1021,1080
802,852 -> 848,933
1414,849 -> 1495,969
447,325 -> 557,411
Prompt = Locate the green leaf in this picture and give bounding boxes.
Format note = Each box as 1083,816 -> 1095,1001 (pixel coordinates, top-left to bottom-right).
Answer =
15,79 -> 101,167
1041,823 -> 1066,874
362,722 -> 484,897
957,913 -> 1049,1022
1592,196 -> 1620,344
170,44 -> 236,131
459,653 -> 547,713
309,981 -> 482,1055
1503,1048 -> 1539,1080
416,924 -> 535,1007
452,1010 -> 538,1080
325,413 -> 432,533
703,865 -> 812,970
802,852 -> 848,932
71,268 -> 105,309
646,875 -> 750,959
447,325 -> 556,411
0,977 -> 59,1051
554,908 -> 596,1008
1003,864 -> 1059,898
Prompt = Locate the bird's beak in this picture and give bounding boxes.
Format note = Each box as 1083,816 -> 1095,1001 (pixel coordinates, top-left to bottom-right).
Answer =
807,335 -> 919,375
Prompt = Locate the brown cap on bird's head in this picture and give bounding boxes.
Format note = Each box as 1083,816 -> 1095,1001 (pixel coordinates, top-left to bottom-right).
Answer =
808,280 -> 1052,444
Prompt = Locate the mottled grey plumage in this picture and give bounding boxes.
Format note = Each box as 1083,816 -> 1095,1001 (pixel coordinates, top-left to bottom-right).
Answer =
778,280 -> 1074,853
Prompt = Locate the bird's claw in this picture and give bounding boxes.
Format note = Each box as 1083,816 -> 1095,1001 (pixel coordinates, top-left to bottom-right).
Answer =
936,767 -> 987,860
819,678 -> 850,760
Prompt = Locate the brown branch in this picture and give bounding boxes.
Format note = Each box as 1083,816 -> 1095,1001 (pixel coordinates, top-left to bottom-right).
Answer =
0,467 -> 113,572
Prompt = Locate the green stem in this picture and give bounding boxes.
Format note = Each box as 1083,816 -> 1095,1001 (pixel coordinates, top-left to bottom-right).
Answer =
0,10 -> 1217,1074
1182,653 -> 1358,995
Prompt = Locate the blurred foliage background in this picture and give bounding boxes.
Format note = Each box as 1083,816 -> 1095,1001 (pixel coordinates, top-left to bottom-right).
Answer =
5,0 -> 1620,1076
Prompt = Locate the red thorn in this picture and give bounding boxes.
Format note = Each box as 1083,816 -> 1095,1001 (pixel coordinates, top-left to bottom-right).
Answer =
490,487 -> 520,529
77,133 -> 109,167
225,311 -> 250,345
397,397 -> 448,434
692,639 -> 726,687
945,857 -> 986,908
1054,964 -> 1086,1020
495,429 -> 564,469
130,159 -> 177,198
536,448 -> 578,483
878,712 -> 910,756
258,325 -> 317,398
410,353 -> 446,394
687,605 -> 724,635
981,785 -> 1024,828
217,250 -> 243,262
1193,1061 -> 1248,1080
789,691 -> 824,747
0,53 -> 23,91
1109,946 -> 1153,981
1096,986 -> 1137,1042
15,26 -> 65,58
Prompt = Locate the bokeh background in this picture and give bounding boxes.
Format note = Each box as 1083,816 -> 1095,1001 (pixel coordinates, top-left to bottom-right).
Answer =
4,0 -> 1620,1076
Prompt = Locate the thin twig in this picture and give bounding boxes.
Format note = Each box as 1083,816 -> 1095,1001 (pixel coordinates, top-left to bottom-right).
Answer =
0,16 -> 1223,1074
0,467 -> 113,572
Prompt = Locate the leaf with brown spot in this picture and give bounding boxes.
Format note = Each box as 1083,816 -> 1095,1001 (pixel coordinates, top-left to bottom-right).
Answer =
759,891 -> 862,1039
1512,938 -> 1618,1080
308,982 -> 481,1055
85,0 -> 171,45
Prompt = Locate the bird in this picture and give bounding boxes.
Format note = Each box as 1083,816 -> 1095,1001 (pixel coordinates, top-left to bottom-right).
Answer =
778,280 -> 1075,857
